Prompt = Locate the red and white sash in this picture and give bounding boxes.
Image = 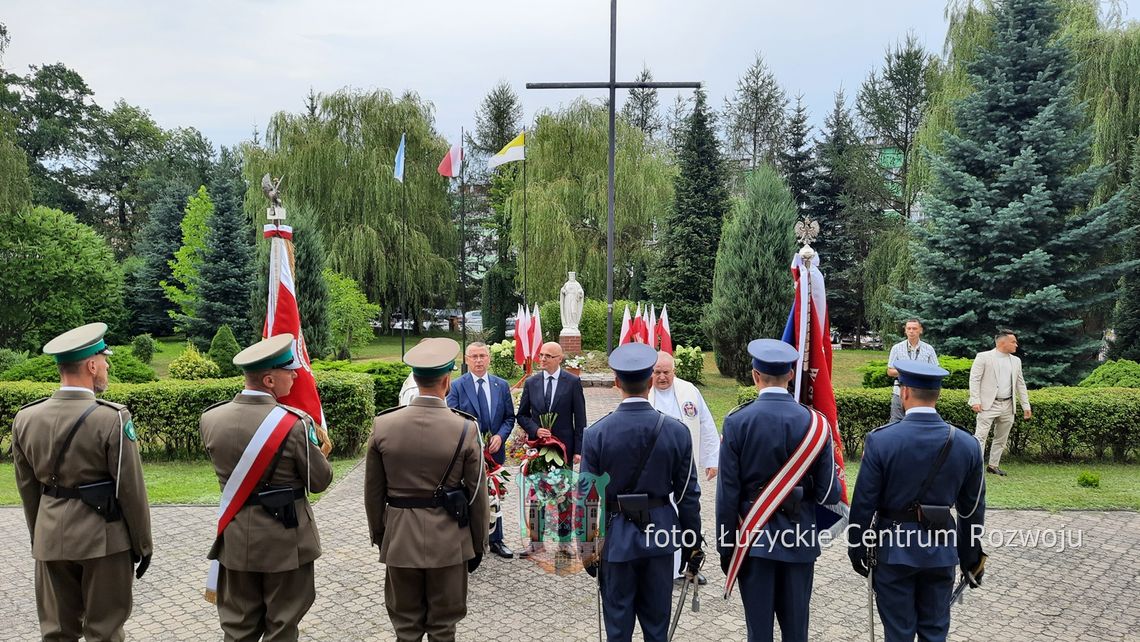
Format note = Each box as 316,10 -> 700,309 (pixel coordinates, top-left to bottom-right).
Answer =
204,406 -> 297,601
723,410 -> 829,598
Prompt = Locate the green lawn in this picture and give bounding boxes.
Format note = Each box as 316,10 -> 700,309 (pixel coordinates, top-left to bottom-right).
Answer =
0,458 -> 360,506
348,330 -> 465,361
149,336 -> 193,379
842,461 -> 1140,511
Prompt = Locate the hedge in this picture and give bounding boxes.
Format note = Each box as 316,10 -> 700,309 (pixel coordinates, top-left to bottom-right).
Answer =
1080,359 -> 1140,388
860,356 -> 974,389
1,353 -> 157,384
1,371 -> 375,460
312,359 -> 409,412
735,386 -> 1140,462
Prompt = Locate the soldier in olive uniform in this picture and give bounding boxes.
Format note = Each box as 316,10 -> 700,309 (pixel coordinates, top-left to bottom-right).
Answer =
365,337 -> 490,642
12,322 -> 153,642
200,334 -> 333,642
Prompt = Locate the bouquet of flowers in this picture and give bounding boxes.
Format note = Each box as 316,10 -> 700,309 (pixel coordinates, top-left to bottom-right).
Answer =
484,449 -> 511,500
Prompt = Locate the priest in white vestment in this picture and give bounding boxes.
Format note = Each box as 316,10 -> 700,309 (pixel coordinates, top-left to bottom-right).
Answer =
648,351 -> 719,583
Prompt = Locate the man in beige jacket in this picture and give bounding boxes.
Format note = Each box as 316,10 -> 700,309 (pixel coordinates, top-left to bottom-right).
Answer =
969,329 -> 1032,476
365,338 -> 489,642
12,322 -> 153,642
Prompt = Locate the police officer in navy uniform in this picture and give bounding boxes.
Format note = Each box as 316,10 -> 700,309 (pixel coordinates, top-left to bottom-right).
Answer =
578,343 -> 701,642
848,361 -> 986,642
716,339 -> 840,642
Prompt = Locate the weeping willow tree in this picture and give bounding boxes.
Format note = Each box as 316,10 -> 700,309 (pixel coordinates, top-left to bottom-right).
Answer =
504,99 -> 675,303
242,89 -> 455,324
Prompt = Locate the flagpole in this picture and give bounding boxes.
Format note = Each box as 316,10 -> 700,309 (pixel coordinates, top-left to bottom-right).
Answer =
459,128 -> 468,368
522,134 -> 528,309
401,176 -> 408,358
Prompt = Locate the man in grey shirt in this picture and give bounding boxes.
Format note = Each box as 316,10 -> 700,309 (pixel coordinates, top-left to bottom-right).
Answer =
886,318 -> 939,422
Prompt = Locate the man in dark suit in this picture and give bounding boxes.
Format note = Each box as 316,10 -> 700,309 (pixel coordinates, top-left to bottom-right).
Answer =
579,342 -> 702,641
848,360 -> 986,642
517,341 -> 587,464
446,341 -> 517,558
717,339 -> 841,642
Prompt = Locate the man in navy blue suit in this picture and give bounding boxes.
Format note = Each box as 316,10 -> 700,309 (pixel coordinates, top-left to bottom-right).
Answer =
717,339 -> 841,642
848,360 -> 986,642
579,342 -> 702,642
446,341 -> 518,559
517,341 -> 587,464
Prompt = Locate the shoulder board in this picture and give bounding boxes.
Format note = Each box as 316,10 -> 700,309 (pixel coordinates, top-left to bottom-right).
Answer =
725,399 -> 754,419
451,408 -> 478,422
18,397 -> 49,411
94,398 -> 126,411
277,403 -> 313,423
374,404 -> 404,419
870,420 -> 900,433
590,410 -> 615,426
201,399 -> 230,415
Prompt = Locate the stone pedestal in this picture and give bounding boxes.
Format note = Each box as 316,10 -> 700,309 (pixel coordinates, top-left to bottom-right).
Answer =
559,332 -> 581,355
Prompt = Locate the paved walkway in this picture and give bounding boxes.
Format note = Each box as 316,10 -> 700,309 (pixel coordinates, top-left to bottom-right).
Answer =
1,388 -> 1138,640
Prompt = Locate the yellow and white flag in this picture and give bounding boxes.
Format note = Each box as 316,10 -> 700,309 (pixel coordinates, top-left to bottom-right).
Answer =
488,131 -> 525,169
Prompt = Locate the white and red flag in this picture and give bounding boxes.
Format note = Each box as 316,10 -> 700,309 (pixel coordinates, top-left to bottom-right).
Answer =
646,304 -> 657,350
529,304 -> 543,357
263,224 -> 325,428
514,304 -> 530,365
657,305 -> 673,354
437,143 -> 462,178
780,252 -> 848,532
619,305 -> 633,345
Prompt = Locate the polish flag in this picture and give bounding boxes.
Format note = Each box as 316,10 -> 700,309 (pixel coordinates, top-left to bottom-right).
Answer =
529,304 -> 543,357
657,305 -> 673,354
646,304 -> 657,350
619,305 -> 633,345
514,304 -> 529,365
437,143 -> 462,178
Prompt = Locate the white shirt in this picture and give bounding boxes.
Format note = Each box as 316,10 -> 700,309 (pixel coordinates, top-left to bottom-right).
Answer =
652,383 -> 720,469
759,386 -> 791,396
994,353 -> 1013,398
58,385 -> 94,394
904,406 -> 939,416
240,389 -> 273,397
540,369 -> 561,410
620,397 -> 650,405
471,373 -> 495,416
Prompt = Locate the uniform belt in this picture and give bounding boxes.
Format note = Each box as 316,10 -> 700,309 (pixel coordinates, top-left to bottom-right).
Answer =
244,487 -> 306,507
995,396 -> 1012,401
608,496 -> 670,512
387,495 -> 446,509
42,484 -> 83,499
880,507 -> 920,522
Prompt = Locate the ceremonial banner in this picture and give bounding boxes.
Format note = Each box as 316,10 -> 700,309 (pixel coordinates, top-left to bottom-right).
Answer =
619,304 -> 633,345
488,130 -> 525,169
515,304 -> 531,366
264,224 -> 325,429
529,304 -> 543,356
657,305 -> 673,354
780,252 -> 849,532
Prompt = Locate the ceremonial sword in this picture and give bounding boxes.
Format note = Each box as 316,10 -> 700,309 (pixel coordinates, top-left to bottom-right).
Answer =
668,550 -> 705,641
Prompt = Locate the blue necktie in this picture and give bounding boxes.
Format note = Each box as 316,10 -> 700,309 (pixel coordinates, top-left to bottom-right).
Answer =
476,378 -> 492,434
544,375 -> 554,411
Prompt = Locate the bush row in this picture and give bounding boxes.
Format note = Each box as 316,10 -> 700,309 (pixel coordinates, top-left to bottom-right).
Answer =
735,386 -> 1140,462
1080,359 -> 1140,388
859,356 -> 974,389
0,371 -> 375,460
311,359 -> 409,412
1,352 -> 157,384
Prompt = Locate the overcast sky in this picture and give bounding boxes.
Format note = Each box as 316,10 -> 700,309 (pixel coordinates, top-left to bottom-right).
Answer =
5,1 -> 1138,150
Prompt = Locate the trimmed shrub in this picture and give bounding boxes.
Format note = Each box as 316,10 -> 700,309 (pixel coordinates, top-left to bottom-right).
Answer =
108,351 -> 158,383
860,356 -> 974,389
0,371 -> 374,460
735,386 -> 1140,462
1079,359 -> 1140,388
674,345 -> 704,385
312,359 -> 410,412
0,353 -> 155,383
168,344 -> 222,380
489,340 -> 521,380
130,334 -> 159,364
207,325 -> 243,377
0,349 -> 28,373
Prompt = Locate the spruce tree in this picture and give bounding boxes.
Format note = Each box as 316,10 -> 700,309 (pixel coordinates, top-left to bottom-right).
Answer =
129,182 -> 190,336
914,0 -> 1133,385
705,166 -> 798,383
779,96 -> 814,212
1109,135 -> 1140,360
620,66 -> 662,139
207,324 -> 242,377
646,90 -> 730,348
187,148 -> 255,348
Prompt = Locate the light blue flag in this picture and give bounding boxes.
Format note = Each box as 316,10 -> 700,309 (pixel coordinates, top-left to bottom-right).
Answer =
394,133 -> 406,183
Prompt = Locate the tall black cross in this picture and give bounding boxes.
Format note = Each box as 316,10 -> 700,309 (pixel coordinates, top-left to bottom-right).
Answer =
527,0 -> 701,354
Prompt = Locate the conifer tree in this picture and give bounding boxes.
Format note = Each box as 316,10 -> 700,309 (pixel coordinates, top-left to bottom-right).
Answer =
779,96 -> 814,212
1109,135 -> 1140,360
646,90 -> 730,347
130,181 -> 190,336
914,0 -> 1133,385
